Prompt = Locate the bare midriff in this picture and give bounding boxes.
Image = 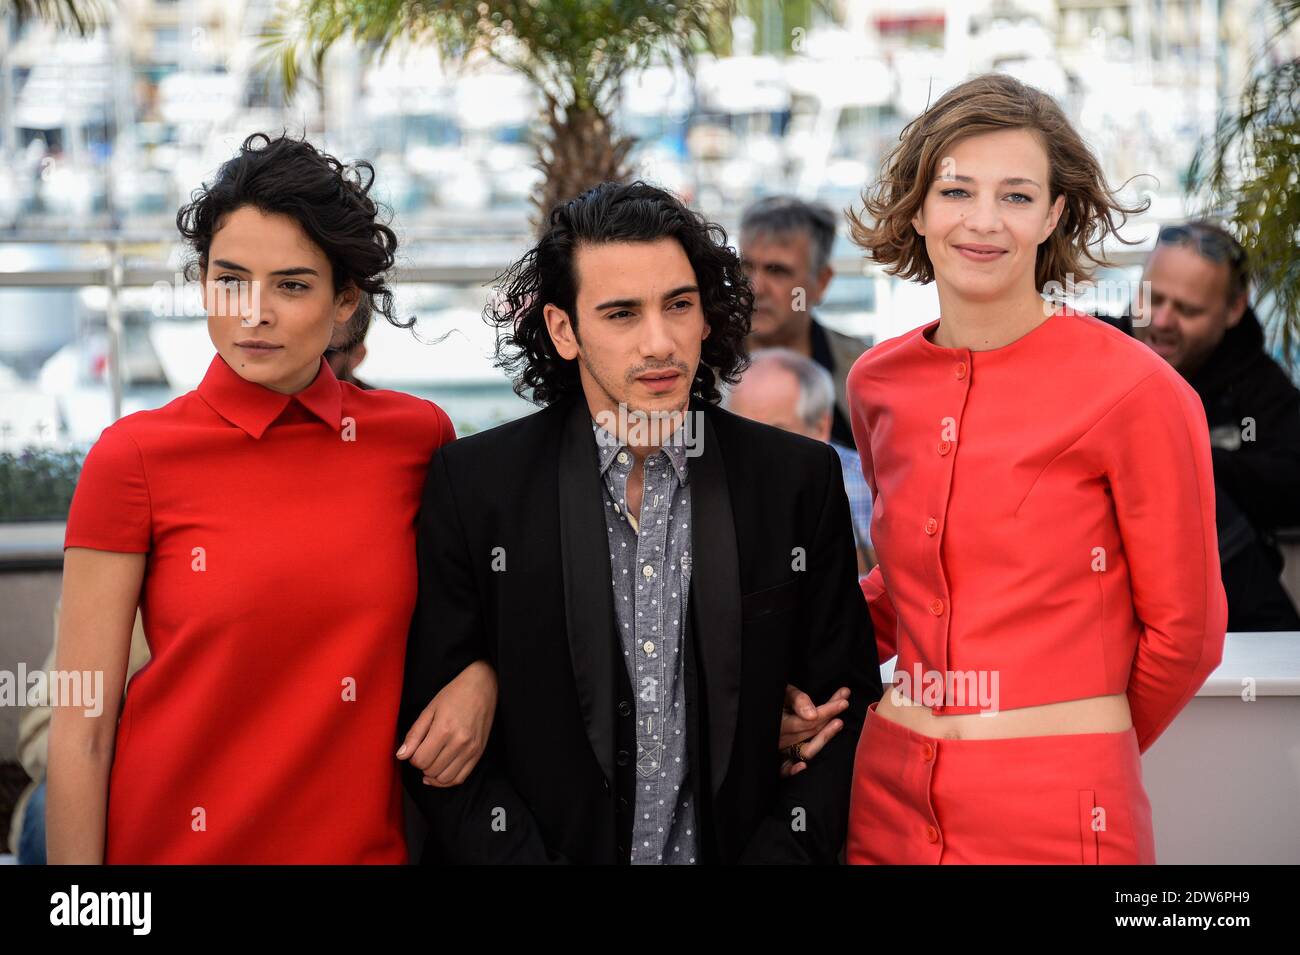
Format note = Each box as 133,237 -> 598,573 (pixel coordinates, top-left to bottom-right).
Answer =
873,687 -> 1133,740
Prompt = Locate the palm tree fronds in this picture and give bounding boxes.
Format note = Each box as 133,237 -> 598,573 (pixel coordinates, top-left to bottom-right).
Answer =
1188,2 -> 1300,362
2,0 -> 111,36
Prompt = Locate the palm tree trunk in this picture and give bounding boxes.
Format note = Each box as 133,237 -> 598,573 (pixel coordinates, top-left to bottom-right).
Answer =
531,90 -> 635,234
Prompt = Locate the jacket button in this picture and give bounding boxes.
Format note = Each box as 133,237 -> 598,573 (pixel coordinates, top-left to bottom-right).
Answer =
924,517 -> 938,535
955,362 -> 967,380
619,796 -> 630,810
618,700 -> 632,717
928,598 -> 945,616
922,742 -> 935,761
616,749 -> 630,766
926,825 -> 939,843
937,440 -> 952,455
603,778 -> 611,791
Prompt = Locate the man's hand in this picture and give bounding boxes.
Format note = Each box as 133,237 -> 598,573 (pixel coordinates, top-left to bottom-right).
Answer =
779,684 -> 850,778
396,660 -> 498,787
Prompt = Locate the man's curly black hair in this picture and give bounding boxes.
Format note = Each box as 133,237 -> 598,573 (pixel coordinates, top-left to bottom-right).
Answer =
176,130 -> 411,331
487,180 -> 753,406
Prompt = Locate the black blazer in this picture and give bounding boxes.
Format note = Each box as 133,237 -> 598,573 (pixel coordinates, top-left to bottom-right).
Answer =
399,393 -> 880,863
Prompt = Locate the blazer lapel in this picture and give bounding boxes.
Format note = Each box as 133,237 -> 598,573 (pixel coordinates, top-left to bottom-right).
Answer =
557,397 -> 620,787
689,401 -> 742,795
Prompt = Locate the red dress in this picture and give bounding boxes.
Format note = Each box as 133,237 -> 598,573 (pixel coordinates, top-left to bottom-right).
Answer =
64,353 -> 454,863
844,306 -> 1227,863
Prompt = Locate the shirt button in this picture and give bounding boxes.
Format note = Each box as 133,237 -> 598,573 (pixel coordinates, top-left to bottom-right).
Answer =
642,564 -> 654,579
922,742 -> 935,761
955,361 -> 967,380
617,451 -> 629,465
924,517 -> 938,535
643,640 -> 655,655
928,598 -> 945,616
926,825 -> 939,843
937,440 -> 952,455
618,700 -> 632,717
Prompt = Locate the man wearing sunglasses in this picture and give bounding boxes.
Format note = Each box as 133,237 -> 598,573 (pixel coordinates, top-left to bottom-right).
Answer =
1115,220 -> 1300,631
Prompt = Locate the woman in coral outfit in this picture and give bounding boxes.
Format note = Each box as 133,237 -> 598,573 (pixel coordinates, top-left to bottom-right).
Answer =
843,74 -> 1227,864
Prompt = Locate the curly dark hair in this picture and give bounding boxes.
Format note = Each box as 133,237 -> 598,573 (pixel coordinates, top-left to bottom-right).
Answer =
176,130 -> 410,330
487,180 -> 753,406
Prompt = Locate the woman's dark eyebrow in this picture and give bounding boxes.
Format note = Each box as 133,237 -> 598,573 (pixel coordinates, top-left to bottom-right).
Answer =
934,175 -> 1041,187
594,285 -> 699,310
211,259 -> 320,277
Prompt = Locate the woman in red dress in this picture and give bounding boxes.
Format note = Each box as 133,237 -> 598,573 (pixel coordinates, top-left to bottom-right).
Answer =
844,74 -> 1227,863
47,133 -> 495,863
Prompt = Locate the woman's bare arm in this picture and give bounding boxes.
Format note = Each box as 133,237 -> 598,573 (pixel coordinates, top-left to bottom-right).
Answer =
46,547 -> 144,864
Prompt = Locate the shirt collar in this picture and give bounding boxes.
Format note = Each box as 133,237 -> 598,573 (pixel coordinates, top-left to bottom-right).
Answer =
1186,304 -> 1265,398
590,417 -> 691,485
197,352 -> 343,440
808,314 -> 834,371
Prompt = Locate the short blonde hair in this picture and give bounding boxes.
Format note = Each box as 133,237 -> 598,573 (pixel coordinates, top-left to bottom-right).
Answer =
846,73 -> 1149,291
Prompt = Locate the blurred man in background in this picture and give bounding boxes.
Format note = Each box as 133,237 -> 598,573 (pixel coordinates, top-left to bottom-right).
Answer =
726,348 -> 875,576
739,197 -> 871,447
1125,220 -> 1300,631
325,291 -> 374,389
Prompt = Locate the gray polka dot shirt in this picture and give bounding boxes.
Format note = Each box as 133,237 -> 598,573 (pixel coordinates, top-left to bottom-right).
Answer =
593,420 -> 697,865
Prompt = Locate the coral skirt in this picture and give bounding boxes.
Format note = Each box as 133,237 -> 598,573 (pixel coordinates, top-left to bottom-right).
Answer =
847,701 -> 1155,864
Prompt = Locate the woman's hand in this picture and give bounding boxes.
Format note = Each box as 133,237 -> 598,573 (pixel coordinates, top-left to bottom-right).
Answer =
396,660 -> 497,787
778,684 -> 850,778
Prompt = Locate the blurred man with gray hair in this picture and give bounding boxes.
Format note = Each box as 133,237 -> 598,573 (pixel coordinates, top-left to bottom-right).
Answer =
739,196 -> 871,447
726,348 -> 875,575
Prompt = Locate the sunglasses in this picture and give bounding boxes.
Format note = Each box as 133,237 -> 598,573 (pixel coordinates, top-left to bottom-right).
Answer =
1157,225 -> 1247,267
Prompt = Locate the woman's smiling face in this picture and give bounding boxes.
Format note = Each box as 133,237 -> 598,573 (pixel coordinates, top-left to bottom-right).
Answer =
202,205 -> 359,394
911,127 -> 1066,303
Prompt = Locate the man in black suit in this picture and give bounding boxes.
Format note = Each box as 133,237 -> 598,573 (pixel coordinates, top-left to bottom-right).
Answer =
399,180 -> 879,864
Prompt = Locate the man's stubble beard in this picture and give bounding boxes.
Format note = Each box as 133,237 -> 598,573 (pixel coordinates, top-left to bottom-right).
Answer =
577,349 -> 693,423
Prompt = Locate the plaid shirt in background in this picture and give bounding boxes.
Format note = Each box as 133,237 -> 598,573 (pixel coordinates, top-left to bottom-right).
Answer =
831,442 -> 873,555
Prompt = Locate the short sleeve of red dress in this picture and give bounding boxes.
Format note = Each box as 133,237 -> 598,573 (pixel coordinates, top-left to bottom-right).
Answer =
65,421 -> 152,553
